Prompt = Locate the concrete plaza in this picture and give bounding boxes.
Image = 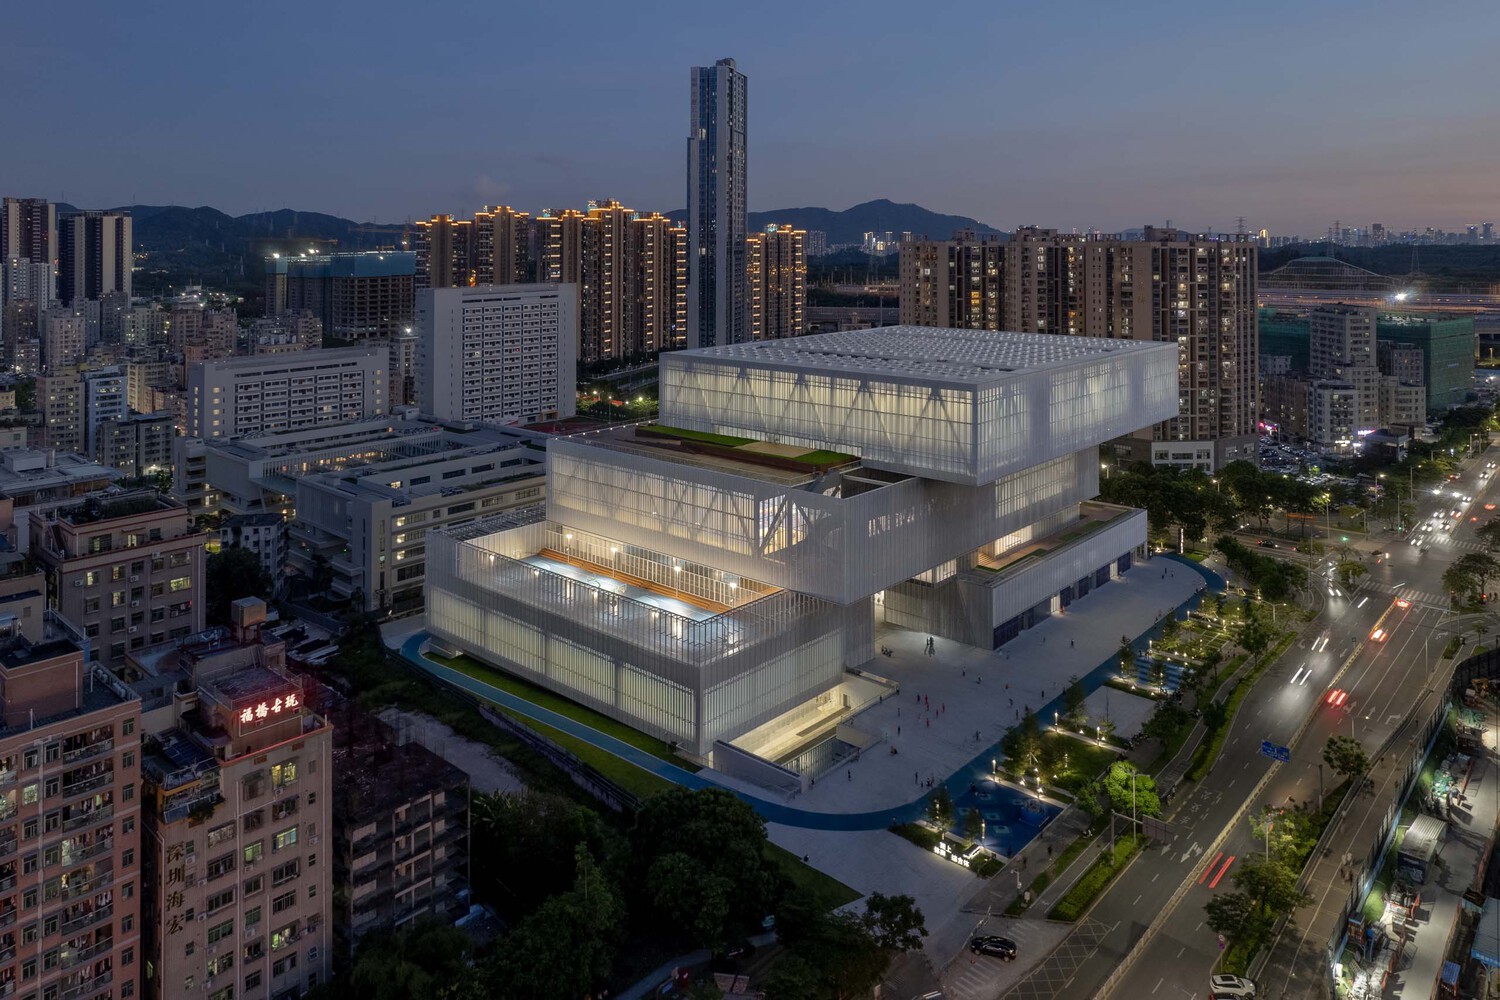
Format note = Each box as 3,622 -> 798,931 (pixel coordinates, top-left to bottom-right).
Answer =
709,558 -> 1203,818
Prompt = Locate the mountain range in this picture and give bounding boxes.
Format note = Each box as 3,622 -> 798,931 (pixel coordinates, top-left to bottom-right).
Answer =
61,198 -> 1000,296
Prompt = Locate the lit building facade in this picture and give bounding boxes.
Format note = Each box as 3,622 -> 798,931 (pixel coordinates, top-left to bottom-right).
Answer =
687,58 -> 749,349
186,347 -> 388,440
425,327 -> 1176,761
747,225 -> 805,341
58,212 -> 132,305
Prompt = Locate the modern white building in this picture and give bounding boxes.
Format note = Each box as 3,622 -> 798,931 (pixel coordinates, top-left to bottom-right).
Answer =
425,327 -> 1178,763
415,283 -> 576,427
199,415 -> 548,613
186,346 -> 388,439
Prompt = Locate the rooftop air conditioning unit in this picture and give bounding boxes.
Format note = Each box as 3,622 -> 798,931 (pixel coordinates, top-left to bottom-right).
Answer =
72,580 -> 85,588
127,627 -> 137,635
130,601 -> 139,608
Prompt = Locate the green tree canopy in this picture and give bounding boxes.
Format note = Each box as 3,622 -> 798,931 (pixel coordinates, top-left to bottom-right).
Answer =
205,546 -> 273,626
1062,675 -> 1088,728
627,788 -> 780,948
1102,761 -> 1161,819
348,921 -> 473,1000
1322,734 -> 1369,782
470,789 -> 609,920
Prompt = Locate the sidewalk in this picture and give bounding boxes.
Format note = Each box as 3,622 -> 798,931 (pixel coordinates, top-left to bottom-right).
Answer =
1253,680 -> 1455,998
1383,725 -> 1497,997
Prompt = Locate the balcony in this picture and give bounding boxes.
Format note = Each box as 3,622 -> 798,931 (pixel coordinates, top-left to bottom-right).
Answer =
62,806 -> 112,834
57,871 -> 112,903
55,839 -> 113,869
59,970 -> 110,1000
0,837 -> 17,862
61,772 -> 112,800
0,876 -> 13,894
58,937 -> 113,970
59,904 -> 111,934
62,740 -> 113,767
0,908 -> 16,929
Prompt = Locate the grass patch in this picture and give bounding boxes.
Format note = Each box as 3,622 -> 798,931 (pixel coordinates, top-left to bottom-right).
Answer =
1187,638 -> 1290,781
972,855 -> 1004,879
1042,733 -> 1120,795
889,822 -> 941,851
1005,832 -> 1094,916
792,448 -> 859,467
1048,834 -> 1144,922
642,424 -> 755,447
766,843 -> 862,911
496,707 -> 677,801
1443,635 -> 1463,659
425,650 -> 698,771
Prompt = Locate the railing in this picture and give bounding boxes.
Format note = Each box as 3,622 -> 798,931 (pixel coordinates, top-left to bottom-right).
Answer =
62,807 -> 112,833
60,773 -> 111,799
58,937 -> 113,970
62,740 -> 113,766
0,908 -> 16,930
0,837 -> 18,862
58,904 -> 111,934
0,877 -> 14,894
0,769 -> 15,788
58,970 -> 110,1000
57,871 -> 112,903
55,840 -> 113,869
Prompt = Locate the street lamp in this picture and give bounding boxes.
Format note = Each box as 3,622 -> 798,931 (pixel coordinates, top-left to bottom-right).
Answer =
1101,462 -> 1111,480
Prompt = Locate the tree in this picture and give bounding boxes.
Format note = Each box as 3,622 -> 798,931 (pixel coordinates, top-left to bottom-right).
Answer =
1443,562 -> 1484,608
1150,656 -> 1167,691
1477,518 -> 1500,553
860,892 -> 928,953
470,789 -> 608,920
1204,890 -> 1258,941
482,847 -> 623,999
1161,612 -> 1181,643
1336,561 -> 1368,589
1322,734 -> 1369,782
962,806 -> 983,840
1142,701 -> 1190,747
1062,675 -> 1088,729
627,788 -> 780,950
1001,710 -> 1043,780
1232,852 -> 1311,917
929,784 -> 955,827
348,921 -> 473,1000
1101,761 -> 1160,819
205,546 -> 273,626
1118,642 -> 1136,683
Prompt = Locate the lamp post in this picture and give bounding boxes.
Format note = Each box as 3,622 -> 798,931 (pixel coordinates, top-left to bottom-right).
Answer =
1101,462 -> 1111,480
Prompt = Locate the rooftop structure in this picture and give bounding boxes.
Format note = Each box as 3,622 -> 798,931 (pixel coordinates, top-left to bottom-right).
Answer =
428,327 -> 1174,765
659,326 -> 1178,485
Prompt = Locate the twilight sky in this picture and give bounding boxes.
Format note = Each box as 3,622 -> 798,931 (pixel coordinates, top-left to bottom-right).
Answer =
4,0 -> 1498,236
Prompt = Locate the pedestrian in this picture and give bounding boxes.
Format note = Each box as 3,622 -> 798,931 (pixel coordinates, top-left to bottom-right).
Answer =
962,669 -> 966,677
1070,639 -> 1075,647
942,702 -> 946,714
898,725 -> 901,736
1048,844 -> 1053,859
916,771 -> 920,785
1009,697 -> 1014,707
927,717 -> 930,728
976,730 -> 981,741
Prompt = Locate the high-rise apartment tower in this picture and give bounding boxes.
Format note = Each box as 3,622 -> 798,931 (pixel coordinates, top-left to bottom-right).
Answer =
687,58 -> 748,349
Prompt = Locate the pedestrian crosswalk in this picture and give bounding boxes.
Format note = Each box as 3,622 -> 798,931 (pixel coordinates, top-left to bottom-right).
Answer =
1393,588 -> 1447,608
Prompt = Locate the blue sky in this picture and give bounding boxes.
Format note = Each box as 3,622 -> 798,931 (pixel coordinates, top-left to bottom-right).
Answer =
4,0 -> 1497,235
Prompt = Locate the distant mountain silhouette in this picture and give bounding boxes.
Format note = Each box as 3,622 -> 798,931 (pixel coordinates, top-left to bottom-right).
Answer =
666,198 -> 1004,246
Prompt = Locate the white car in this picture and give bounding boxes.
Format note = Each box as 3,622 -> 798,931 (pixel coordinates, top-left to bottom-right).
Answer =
1209,974 -> 1258,998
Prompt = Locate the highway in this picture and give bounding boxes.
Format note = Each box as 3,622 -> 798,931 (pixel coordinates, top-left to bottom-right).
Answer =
1008,450 -> 1497,1000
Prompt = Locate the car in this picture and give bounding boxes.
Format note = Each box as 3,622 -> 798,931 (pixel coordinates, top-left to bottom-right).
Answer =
969,935 -> 1018,959
1395,598 -> 1411,608
1257,539 -> 1276,548
1327,688 -> 1348,706
1209,974 -> 1258,998
1370,627 -> 1387,642
1487,503 -> 1497,511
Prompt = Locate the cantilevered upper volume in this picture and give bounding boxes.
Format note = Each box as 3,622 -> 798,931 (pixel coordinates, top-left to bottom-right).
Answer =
658,326 -> 1180,485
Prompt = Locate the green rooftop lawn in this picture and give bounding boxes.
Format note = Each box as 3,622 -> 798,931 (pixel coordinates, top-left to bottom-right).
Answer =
424,650 -> 699,771
643,424 -> 756,447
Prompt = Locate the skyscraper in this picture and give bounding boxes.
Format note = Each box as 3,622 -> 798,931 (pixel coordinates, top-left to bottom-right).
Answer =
0,196 -> 56,264
687,58 -> 748,349
58,211 -> 132,304
747,224 -> 806,340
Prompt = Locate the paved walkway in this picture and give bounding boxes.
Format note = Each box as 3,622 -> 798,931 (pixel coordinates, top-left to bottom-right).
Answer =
1381,712 -> 1497,998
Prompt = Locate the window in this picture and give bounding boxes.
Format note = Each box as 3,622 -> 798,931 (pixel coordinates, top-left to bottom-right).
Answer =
84,597 -> 100,613
84,571 -> 100,587
122,914 -> 133,932
22,784 -> 37,805
207,953 -> 232,976
122,946 -> 134,966
111,591 -> 126,607
207,823 -> 235,848
22,749 -> 37,769
272,826 -> 297,853
122,983 -> 135,998
243,841 -> 263,864
243,810 -> 264,833
271,798 -> 297,821
123,719 -> 134,736
122,782 -> 134,801
169,576 -> 192,592
271,890 -> 296,914
243,874 -> 263,896
209,988 -> 232,1000
123,816 -> 134,834
23,855 -> 37,875
207,919 -> 234,944
21,958 -> 34,980
244,970 -> 262,992
122,848 -> 134,867
271,861 -> 298,886
270,761 -> 297,788
245,905 -> 261,928
271,923 -> 297,951
123,750 -> 134,768
111,565 -> 125,582
273,953 -> 298,976
207,888 -> 234,912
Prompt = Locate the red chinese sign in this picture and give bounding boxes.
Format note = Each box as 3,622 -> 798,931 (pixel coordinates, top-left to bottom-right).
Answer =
237,692 -> 300,727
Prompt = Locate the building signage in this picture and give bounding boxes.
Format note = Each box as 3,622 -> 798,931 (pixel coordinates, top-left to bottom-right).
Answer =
237,692 -> 300,728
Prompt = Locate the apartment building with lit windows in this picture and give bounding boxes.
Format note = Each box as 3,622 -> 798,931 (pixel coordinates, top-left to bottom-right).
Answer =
127,599 -> 332,1000
185,347 -> 388,440
0,613 -> 142,1000
31,491 -> 206,672
747,224 -> 806,341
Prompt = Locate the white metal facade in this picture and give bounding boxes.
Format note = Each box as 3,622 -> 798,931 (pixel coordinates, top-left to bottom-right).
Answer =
659,327 -> 1179,485
546,438 -> 1097,604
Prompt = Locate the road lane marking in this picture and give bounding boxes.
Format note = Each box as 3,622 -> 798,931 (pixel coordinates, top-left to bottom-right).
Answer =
1199,852 -> 1222,884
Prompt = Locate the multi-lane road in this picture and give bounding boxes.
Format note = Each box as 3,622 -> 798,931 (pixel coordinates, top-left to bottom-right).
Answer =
1007,450 -> 1497,1000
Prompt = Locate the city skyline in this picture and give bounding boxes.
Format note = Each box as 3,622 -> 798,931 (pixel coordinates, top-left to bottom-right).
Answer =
6,2 -> 1500,236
